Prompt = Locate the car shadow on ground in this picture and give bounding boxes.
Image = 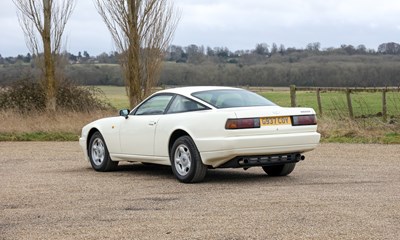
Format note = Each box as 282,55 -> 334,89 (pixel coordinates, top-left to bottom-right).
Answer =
112,162 -> 175,179
204,169 -> 297,184
112,163 -> 295,184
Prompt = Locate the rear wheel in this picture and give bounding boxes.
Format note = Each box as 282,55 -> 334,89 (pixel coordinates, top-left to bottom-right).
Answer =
170,136 -> 207,183
88,132 -> 118,172
262,163 -> 296,176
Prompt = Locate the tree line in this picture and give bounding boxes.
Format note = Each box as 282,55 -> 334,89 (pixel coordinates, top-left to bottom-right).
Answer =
2,42 -> 400,88
2,41 -> 400,65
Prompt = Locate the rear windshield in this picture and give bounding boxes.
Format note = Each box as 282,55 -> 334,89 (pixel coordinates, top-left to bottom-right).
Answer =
192,89 -> 276,109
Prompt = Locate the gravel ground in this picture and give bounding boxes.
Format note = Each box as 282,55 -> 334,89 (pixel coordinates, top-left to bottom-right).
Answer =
1,142 -> 399,240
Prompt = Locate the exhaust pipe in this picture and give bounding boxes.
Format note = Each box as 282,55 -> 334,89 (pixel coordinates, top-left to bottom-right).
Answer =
238,158 -> 249,165
296,154 -> 306,161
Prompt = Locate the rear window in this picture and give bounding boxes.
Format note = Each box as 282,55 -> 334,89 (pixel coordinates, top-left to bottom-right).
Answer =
192,89 -> 276,109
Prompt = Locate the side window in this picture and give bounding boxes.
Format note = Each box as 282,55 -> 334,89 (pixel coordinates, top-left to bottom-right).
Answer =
167,95 -> 208,114
135,94 -> 173,115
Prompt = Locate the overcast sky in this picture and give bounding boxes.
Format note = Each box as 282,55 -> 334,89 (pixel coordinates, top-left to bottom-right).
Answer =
1,0 -> 400,57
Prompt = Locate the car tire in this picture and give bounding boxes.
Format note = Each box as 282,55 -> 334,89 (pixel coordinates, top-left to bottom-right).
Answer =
170,136 -> 207,183
88,131 -> 118,172
262,163 -> 296,176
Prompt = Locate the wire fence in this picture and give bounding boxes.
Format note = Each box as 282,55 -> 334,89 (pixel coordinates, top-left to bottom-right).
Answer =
289,85 -> 400,121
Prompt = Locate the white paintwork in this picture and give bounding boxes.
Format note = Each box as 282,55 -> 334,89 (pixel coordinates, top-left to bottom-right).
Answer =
79,86 -> 321,168
119,115 -> 160,156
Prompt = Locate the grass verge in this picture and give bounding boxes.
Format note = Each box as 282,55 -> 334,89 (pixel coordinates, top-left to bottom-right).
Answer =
0,132 -> 78,141
1,117 -> 399,143
0,110 -> 114,142
322,133 -> 400,144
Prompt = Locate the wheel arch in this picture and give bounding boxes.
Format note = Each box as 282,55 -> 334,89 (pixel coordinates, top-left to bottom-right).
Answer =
86,128 -> 100,152
168,129 -> 190,156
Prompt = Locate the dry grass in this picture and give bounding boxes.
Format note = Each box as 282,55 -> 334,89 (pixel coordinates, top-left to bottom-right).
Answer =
0,110 -> 115,134
318,116 -> 400,143
0,109 -> 399,143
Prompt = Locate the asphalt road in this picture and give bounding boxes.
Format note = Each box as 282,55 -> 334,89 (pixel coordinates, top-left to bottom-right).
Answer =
1,142 -> 399,240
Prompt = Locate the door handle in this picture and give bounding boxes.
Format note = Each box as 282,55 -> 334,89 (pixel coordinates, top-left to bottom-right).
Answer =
149,121 -> 157,126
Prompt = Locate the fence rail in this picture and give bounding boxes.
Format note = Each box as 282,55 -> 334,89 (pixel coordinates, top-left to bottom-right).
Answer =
289,85 -> 400,121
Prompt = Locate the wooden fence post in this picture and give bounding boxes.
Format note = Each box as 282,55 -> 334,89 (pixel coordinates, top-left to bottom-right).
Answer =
382,90 -> 387,122
346,89 -> 354,119
290,85 -> 297,107
316,88 -> 323,116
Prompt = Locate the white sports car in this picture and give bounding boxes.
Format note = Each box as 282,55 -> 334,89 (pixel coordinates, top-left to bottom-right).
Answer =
79,86 -> 320,183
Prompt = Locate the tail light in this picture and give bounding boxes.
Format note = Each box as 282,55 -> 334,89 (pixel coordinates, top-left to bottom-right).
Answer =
292,115 -> 317,126
225,118 -> 260,129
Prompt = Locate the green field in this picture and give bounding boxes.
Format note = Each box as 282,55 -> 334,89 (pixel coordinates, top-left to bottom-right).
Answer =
262,91 -> 400,118
96,85 -> 400,118
94,85 -> 130,109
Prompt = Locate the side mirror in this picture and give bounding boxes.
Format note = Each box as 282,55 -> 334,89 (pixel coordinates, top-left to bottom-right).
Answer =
119,109 -> 130,119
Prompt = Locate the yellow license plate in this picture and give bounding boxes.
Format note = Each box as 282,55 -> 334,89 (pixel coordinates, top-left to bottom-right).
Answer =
260,116 -> 291,126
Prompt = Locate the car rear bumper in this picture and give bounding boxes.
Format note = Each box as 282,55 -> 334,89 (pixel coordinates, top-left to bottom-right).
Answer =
196,132 -> 320,168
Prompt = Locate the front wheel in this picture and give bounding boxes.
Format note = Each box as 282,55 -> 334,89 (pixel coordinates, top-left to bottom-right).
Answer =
170,136 -> 207,183
88,131 -> 118,172
262,163 -> 296,176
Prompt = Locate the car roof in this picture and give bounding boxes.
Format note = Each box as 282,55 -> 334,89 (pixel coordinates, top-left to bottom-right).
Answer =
156,86 -> 241,97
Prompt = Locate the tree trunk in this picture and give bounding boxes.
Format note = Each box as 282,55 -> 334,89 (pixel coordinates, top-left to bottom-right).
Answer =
127,0 -> 142,108
43,0 -> 57,111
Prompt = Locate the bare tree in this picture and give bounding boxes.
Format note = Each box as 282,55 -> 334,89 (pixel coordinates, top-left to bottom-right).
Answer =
13,0 -> 75,111
254,43 -> 269,56
94,0 -> 179,108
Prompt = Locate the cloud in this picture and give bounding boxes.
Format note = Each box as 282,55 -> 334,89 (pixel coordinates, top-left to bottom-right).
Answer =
1,0 -> 400,56
173,0 -> 400,50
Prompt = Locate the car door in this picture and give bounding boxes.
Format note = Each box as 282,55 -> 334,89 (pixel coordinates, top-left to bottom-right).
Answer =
119,94 -> 174,157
